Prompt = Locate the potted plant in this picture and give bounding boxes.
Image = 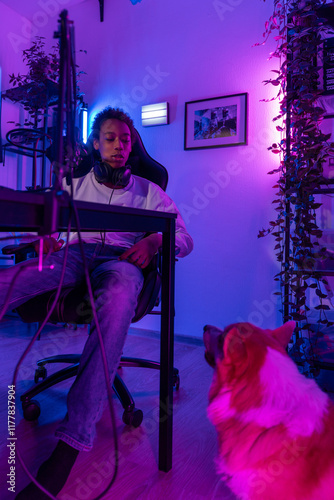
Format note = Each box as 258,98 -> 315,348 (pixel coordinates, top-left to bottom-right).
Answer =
4,36 -> 85,128
258,0 -> 334,374
2,36 -> 86,189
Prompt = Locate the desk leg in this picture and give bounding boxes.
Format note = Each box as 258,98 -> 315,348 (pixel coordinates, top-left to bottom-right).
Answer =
159,219 -> 175,472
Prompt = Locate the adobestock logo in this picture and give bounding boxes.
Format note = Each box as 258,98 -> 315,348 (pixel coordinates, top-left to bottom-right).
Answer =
213,0 -> 245,22
178,126 -> 274,225
18,326 -> 83,389
179,160 -> 242,224
59,396 -> 179,500
248,439 -> 307,497
8,0 -> 72,54
112,65 -> 170,110
236,288 -> 280,328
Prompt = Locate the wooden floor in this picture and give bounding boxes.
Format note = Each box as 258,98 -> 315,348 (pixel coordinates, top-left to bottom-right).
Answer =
0,316 -> 236,500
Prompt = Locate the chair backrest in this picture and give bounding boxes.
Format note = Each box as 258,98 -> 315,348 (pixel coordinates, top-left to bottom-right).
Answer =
128,129 -> 168,190
67,128 -> 168,191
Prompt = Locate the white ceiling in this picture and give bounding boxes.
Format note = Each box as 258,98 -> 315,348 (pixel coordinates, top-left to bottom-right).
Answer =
0,0 -> 90,20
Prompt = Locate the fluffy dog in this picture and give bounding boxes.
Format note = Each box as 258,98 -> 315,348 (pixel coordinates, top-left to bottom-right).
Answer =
203,322 -> 334,500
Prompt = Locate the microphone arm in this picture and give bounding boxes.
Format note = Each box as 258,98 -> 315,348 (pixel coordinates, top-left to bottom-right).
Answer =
40,10 -> 76,236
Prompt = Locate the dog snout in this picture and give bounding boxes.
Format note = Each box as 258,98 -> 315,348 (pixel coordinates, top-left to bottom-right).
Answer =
203,324 -> 227,367
203,325 -> 213,348
203,324 -> 216,334
203,324 -> 224,338
203,325 -> 220,368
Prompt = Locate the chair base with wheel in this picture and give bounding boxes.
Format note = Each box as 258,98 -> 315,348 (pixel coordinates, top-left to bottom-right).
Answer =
19,352 -> 180,427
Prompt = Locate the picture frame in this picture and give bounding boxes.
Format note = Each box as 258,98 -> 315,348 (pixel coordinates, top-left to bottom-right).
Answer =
184,93 -> 247,150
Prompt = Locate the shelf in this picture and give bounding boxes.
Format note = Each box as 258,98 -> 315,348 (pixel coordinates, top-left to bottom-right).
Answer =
2,79 -> 59,110
2,144 -> 45,159
291,270 -> 334,276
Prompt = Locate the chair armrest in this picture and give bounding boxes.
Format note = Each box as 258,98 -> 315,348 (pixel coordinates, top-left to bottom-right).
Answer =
2,243 -> 35,255
2,243 -> 36,263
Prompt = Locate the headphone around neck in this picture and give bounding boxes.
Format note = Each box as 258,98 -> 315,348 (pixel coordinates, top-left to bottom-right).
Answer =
93,159 -> 132,187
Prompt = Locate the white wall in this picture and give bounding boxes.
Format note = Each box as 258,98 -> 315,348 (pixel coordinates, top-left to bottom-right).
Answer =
2,0 -> 283,338
0,2 -> 33,189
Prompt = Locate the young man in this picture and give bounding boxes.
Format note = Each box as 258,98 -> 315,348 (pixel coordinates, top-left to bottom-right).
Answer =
2,107 -> 193,499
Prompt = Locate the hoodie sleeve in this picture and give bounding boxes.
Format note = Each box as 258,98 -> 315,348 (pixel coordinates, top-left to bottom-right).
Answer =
163,197 -> 193,258
145,183 -> 194,258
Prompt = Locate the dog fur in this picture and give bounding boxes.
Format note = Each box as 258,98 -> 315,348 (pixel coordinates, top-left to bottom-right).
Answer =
203,321 -> 334,500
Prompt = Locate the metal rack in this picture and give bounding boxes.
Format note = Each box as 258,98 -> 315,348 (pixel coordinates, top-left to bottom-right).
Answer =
1,79 -> 59,189
282,8 -> 334,374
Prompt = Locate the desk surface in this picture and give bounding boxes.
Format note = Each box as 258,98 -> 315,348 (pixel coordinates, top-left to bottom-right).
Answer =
0,187 -> 176,234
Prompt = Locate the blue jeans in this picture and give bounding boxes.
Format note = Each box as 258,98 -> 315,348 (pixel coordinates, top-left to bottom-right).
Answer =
0,243 -> 144,451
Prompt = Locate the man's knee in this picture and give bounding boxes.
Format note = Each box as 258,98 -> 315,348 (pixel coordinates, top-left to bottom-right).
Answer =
94,262 -> 144,301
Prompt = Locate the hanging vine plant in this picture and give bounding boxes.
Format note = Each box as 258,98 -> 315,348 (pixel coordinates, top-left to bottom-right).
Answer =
258,0 -> 334,369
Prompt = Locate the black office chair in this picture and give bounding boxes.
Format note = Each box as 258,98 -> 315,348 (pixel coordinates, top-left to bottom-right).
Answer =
2,129 -> 179,427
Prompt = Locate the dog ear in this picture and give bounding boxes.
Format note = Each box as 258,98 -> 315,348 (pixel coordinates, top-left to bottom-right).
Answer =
220,326 -> 251,386
271,321 -> 296,349
223,326 -> 248,364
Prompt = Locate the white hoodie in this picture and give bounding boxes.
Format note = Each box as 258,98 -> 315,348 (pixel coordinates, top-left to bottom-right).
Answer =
60,170 -> 193,258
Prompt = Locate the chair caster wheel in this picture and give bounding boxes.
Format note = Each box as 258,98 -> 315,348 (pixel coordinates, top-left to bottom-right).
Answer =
173,373 -> 180,391
34,366 -> 47,383
122,408 -> 143,428
22,400 -> 41,421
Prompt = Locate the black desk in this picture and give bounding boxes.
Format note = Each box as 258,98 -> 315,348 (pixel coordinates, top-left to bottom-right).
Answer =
0,187 -> 176,472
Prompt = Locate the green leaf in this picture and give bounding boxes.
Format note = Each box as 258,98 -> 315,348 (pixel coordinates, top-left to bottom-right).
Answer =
291,312 -> 307,321
315,289 -> 327,298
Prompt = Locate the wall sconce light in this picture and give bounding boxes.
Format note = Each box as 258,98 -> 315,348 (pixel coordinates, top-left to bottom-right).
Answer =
141,102 -> 169,126
79,102 -> 88,143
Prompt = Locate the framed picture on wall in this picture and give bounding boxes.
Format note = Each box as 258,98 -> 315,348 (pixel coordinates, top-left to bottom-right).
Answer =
184,93 -> 247,150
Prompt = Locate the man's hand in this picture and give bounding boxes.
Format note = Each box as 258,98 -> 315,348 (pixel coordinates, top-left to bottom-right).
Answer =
119,234 -> 162,269
33,237 -> 64,255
